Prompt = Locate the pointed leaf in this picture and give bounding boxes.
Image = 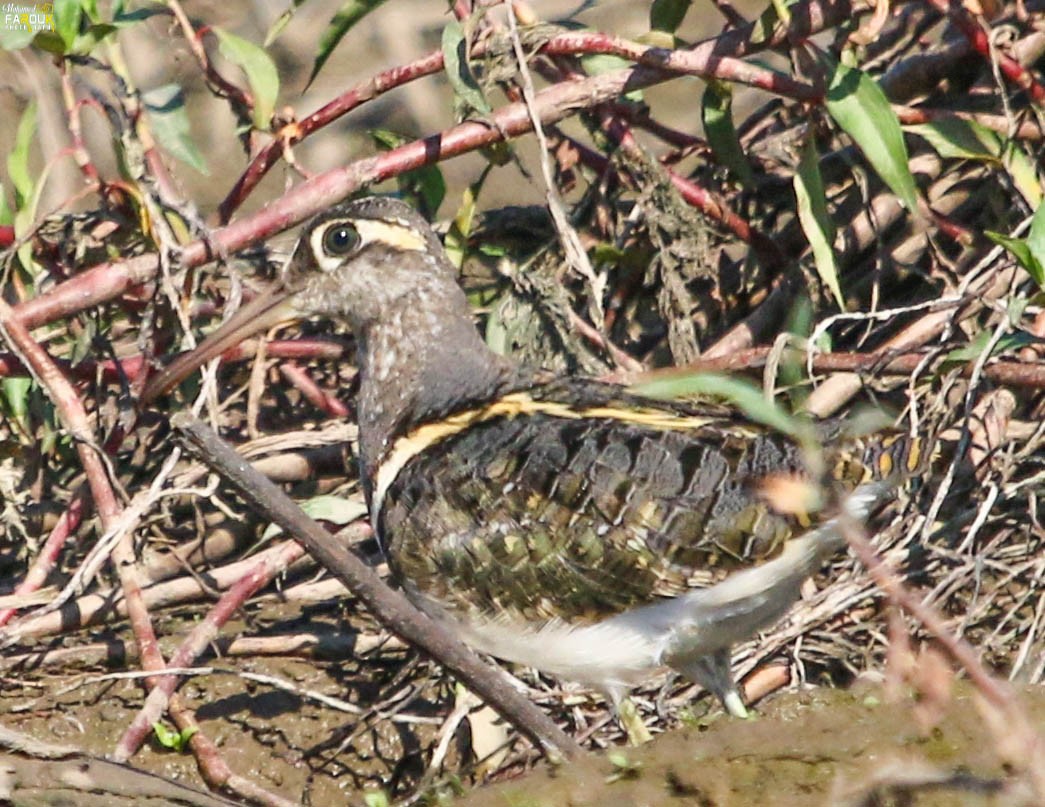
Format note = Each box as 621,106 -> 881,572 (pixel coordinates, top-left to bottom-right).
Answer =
650,0 -> 692,32
308,0 -> 389,86
442,18 -> 491,115
54,0 -> 81,50
213,27 -> 280,130
985,233 -> 1044,290
702,81 -> 754,187
631,372 -> 812,441
906,118 -> 1001,162
1025,201 -> 1045,287
794,137 -> 843,307
823,53 -> 921,215
265,0 -> 307,45
143,84 -> 208,174
7,100 -> 37,209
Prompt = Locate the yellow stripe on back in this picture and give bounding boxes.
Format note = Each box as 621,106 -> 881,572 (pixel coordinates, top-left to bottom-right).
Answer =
372,391 -> 750,516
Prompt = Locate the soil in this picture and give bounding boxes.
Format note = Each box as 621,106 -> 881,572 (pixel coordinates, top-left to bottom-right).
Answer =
2,592 -> 1039,805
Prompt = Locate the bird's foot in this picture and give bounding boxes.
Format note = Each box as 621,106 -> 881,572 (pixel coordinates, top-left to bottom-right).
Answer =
617,697 -> 652,745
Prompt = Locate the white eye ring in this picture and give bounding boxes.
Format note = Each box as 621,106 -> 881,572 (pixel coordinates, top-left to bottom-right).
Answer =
310,220 -> 359,271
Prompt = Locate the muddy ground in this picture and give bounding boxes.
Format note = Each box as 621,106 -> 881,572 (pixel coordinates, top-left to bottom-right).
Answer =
1,589 -> 1039,805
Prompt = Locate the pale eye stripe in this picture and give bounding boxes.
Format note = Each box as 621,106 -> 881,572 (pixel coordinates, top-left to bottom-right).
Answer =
354,220 -> 427,252
310,217 -> 428,272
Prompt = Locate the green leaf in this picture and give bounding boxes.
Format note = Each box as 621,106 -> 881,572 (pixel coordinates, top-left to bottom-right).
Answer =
81,0 -> 100,23
70,23 -> 118,53
906,118 -> 1001,162
261,495 -> 367,542
213,27 -> 280,130
112,3 -> 166,26
442,18 -> 491,116
54,0 -> 82,50
152,722 -> 198,752
944,329 -> 1035,363
264,0 -> 307,46
370,129 -> 446,218
444,182 -> 480,269
580,53 -> 643,103
30,29 -> 67,53
362,791 -> 390,807
142,85 -> 209,174
7,100 -> 37,209
650,0 -> 692,32
905,117 -> 1042,205
986,231 -> 1043,288
823,52 -> 921,215
1026,198 -> 1045,274
985,201 -> 1045,290
1,377 -> 32,427
794,137 -> 843,308
630,372 -> 812,441
702,81 -> 754,187
0,181 -> 12,226
308,0 -> 389,86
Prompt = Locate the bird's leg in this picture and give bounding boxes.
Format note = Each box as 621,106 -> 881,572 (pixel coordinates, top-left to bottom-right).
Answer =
670,647 -> 750,718
606,687 -> 652,745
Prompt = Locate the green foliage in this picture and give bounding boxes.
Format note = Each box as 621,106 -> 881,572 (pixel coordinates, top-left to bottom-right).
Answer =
363,790 -> 391,807
703,81 -> 754,187
606,751 -> 643,783
53,0 -> 82,51
649,0 -> 692,33
823,51 -> 921,215
442,18 -> 492,117
794,136 -> 843,308
265,0 -> 307,46
580,53 -> 644,103
152,721 -> 198,753
7,100 -> 36,211
371,130 -> 447,218
631,372 -> 815,444
986,201 -> 1045,290
907,117 -> 1040,207
213,27 -> 280,130
142,85 -> 209,175
308,0 -> 389,86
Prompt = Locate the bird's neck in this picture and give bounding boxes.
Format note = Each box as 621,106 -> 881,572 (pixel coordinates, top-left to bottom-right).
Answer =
353,289 -> 518,493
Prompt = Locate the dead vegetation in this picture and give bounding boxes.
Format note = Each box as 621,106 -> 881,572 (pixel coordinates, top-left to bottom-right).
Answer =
1,0 -> 1045,804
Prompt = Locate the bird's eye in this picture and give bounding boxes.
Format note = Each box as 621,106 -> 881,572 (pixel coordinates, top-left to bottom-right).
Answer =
322,223 -> 360,256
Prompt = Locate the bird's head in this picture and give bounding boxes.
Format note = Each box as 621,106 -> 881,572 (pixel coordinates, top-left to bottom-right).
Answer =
142,196 -> 462,403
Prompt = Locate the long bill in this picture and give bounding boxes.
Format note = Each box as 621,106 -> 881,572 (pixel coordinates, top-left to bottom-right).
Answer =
140,281 -> 303,405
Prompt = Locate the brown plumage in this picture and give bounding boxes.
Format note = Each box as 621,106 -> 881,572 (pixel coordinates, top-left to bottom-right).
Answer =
148,196 -> 919,717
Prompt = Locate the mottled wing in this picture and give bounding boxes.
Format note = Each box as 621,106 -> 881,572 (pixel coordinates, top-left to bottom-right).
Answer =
380,382 -> 834,625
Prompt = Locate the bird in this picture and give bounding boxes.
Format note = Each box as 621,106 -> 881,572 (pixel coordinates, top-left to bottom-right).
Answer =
144,196 -> 921,721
